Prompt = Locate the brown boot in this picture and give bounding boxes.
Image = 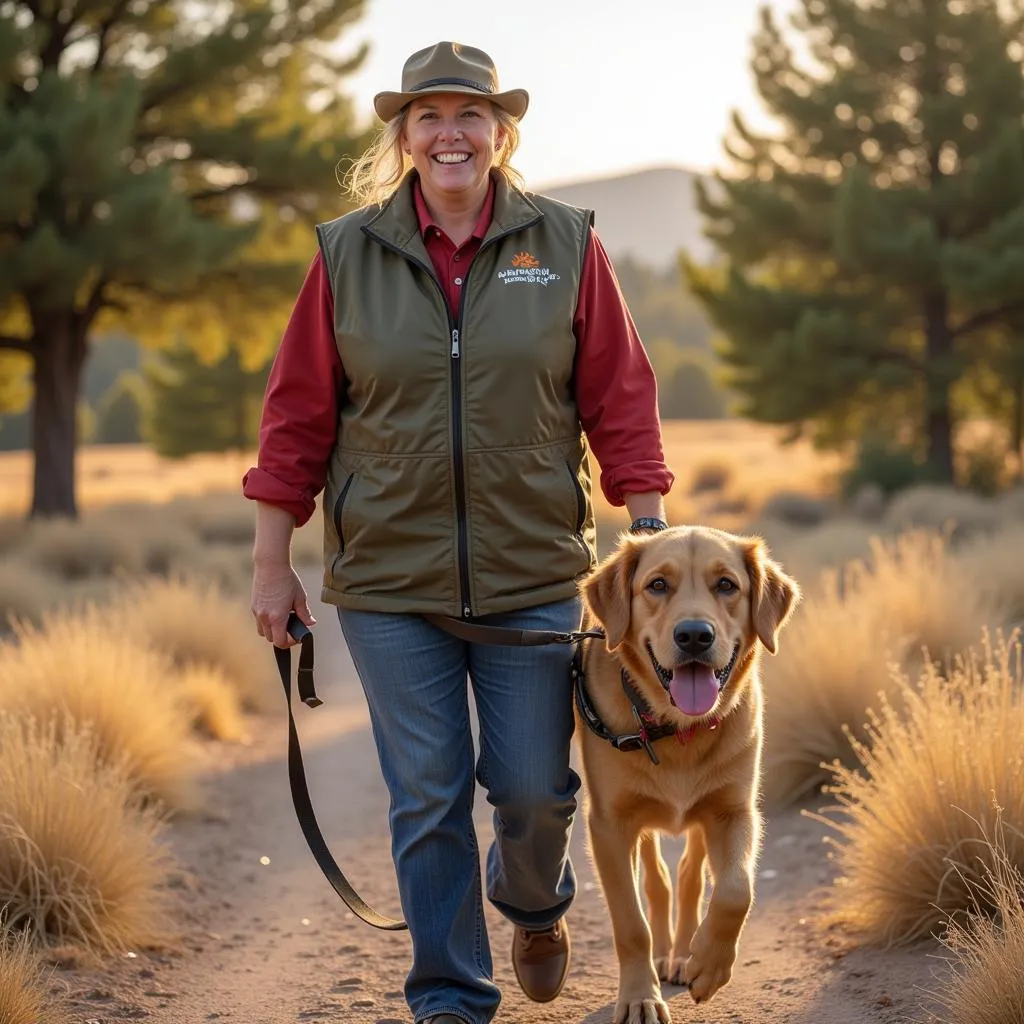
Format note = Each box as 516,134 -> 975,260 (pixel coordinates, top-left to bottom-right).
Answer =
511,919 -> 571,1002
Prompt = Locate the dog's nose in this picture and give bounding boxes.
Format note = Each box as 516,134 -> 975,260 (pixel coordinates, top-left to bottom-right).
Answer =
674,619 -> 715,656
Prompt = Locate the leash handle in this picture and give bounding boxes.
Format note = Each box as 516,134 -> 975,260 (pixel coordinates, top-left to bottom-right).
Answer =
275,613 -> 408,932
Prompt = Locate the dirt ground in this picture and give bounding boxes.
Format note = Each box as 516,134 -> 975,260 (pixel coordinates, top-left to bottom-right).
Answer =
52,569 -> 946,1024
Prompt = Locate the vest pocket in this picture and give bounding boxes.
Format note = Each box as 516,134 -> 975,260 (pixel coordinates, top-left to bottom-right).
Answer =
565,459 -> 586,536
332,472 -> 356,555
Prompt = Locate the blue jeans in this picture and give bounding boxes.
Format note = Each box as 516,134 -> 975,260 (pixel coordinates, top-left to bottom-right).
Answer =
337,597 -> 583,1024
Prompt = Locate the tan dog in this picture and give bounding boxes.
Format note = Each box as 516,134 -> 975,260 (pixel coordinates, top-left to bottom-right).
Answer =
574,525 -> 800,1024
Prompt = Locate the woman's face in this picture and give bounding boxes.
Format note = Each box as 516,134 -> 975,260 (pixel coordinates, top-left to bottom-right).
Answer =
403,94 -> 503,202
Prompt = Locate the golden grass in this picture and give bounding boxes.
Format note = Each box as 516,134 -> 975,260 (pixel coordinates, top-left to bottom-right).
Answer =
0,922 -> 64,1024
928,814 -> 1024,1024
175,663 -> 248,743
105,575 -> 279,714
814,632 -> 1024,947
0,606 -> 198,810
883,484 -> 1002,539
761,531 -> 1008,807
0,556 -> 60,629
0,715 -> 175,958
956,522 -> 1024,630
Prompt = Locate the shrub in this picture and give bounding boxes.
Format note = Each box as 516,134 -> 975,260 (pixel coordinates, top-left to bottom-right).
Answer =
0,922 -> 64,1024
760,490 -> 833,527
105,576 -> 279,713
175,663 -> 248,743
883,484 -> 1001,541
841,435 -> 937,498
0,608 -> 198,810
930,815 -> 1024,1024
0,715 -> 174,957
761,531 -> 1006,807
814,632 -> 1024,947
689,459 -> 732,495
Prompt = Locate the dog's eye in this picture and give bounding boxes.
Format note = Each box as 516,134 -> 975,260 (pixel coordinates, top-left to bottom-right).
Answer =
647,577 -> 669,594
715,577 -> 738,594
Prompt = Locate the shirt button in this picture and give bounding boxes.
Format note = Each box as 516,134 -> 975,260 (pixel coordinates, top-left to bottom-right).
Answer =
454,253 -> 461,261
454,277 -> 463,286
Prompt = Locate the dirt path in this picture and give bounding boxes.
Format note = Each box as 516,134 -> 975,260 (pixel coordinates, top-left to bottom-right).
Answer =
58,571 -> 943,1024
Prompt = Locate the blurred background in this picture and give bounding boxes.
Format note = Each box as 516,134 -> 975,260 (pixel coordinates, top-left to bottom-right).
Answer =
4,0 -> 1022,527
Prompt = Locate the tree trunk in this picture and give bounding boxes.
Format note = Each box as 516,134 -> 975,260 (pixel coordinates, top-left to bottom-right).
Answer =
1013,369 -> 1024,481
923,293 -> 956,484
30,317 -> 88,519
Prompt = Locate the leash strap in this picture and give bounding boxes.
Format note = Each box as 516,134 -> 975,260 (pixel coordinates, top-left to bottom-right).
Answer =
274,614 -> 407,932
422,613 -> 604,646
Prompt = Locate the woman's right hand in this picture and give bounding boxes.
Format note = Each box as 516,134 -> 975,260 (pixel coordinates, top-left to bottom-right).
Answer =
251,559 -> 317,648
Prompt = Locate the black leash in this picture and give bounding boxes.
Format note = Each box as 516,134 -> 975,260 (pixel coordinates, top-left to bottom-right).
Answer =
274,613 -> 407,932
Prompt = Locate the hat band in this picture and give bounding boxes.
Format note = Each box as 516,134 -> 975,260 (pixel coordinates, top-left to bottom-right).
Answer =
411,76 -> 494,95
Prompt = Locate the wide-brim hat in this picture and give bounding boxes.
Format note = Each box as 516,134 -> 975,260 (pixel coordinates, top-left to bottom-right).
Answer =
373,41 -> 529,123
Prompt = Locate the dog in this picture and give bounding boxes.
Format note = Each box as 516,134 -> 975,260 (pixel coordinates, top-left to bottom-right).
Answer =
573,525 -> 800,1024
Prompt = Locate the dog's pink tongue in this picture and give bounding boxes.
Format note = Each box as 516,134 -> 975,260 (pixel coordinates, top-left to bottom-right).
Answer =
669,664 -> 719,716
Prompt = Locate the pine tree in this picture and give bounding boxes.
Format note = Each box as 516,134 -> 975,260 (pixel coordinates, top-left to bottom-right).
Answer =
0,0 -> 368,516
96,370 -> 146,445
687,0 -> 1024,482
142,345 -> 269,458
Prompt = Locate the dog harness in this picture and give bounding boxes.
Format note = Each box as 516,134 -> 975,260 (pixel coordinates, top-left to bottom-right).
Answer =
572,647 -> 719,765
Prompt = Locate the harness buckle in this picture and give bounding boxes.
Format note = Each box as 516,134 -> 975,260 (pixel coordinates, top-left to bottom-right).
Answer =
630,705 -> 661,765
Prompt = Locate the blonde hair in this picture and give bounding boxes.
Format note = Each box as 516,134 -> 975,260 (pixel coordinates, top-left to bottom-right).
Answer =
340,103 -> 525,207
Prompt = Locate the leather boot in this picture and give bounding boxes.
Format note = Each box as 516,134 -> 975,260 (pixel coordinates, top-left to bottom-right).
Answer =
511,918 -> 571,1002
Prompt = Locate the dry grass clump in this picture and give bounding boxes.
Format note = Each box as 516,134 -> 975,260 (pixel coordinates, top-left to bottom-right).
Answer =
815,633 -> 1024,947
0,715 -> 175,957
760,490 -> 834,527
164,491 -> 256,545
0,607 -> 197,810
0,921 -> 64,1024
20,516 -> 146,580
883,484 -> 1001,540
756,516 -> 883,586
0,556 -> 59,630
688,458 -> 732,495
105,575 -> 279,713
928,816 -> 1024,1024
761,531 -> 1006,807
175,663 -> 248,742
955,523 -> 1024,631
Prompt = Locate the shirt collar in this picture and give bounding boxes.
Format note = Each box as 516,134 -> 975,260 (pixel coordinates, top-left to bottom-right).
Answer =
413,174 -> 495,242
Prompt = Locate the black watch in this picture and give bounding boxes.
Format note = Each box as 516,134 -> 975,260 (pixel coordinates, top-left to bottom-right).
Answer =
628,517 -> 669,535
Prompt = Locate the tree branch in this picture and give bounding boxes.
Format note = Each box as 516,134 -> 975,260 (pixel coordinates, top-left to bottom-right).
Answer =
91,0 -> 132,76
952,302 -> 1024,338
0,335 -> 33,354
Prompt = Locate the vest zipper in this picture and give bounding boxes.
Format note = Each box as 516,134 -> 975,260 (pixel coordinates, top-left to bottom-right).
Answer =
364,214 -> 542,618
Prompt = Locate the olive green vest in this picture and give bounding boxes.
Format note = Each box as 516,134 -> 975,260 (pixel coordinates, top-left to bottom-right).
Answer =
314,173 -> 596,616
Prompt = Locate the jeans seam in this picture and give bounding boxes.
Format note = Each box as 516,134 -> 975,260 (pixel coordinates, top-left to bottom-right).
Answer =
462,700 -> 487,979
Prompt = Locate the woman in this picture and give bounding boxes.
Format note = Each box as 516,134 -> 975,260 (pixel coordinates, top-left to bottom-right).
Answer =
244,40 -> 674,1024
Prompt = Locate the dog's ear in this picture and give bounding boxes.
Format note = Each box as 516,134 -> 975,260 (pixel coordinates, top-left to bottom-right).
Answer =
743,539 -> 801,655
581,539 -> 642,650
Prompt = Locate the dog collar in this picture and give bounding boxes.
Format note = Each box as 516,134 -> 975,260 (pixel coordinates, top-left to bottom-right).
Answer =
572,647 -> 718,766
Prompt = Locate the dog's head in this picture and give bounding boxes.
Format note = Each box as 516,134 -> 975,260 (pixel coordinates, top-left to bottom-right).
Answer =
581,525 -> 800,725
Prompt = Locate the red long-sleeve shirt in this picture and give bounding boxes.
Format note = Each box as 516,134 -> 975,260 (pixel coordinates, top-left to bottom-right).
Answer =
243,186 -> 673,526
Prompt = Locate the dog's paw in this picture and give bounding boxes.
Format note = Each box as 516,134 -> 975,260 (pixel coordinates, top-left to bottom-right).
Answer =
612,991 -> 672,1024
682,928 -> 737,1004
655,954 -> 689,986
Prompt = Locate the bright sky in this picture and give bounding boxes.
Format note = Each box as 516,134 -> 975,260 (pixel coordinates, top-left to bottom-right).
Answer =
339,0 -> 796,188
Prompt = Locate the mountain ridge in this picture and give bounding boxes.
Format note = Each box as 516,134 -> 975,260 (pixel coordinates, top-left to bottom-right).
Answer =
535,164 -> 715,269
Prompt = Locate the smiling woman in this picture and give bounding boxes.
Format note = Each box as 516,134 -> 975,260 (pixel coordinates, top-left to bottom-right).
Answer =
344,43 -> 524,209
242,38 -> 675,1024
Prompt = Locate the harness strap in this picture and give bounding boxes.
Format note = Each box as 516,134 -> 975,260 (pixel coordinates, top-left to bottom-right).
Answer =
274,614 -> 408,932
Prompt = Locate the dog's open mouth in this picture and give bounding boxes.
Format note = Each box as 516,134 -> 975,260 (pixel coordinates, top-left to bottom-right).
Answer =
647,642 -> 740,717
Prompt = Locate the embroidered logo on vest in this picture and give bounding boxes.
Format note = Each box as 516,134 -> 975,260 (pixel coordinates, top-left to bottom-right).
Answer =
498,252 -> 561,286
